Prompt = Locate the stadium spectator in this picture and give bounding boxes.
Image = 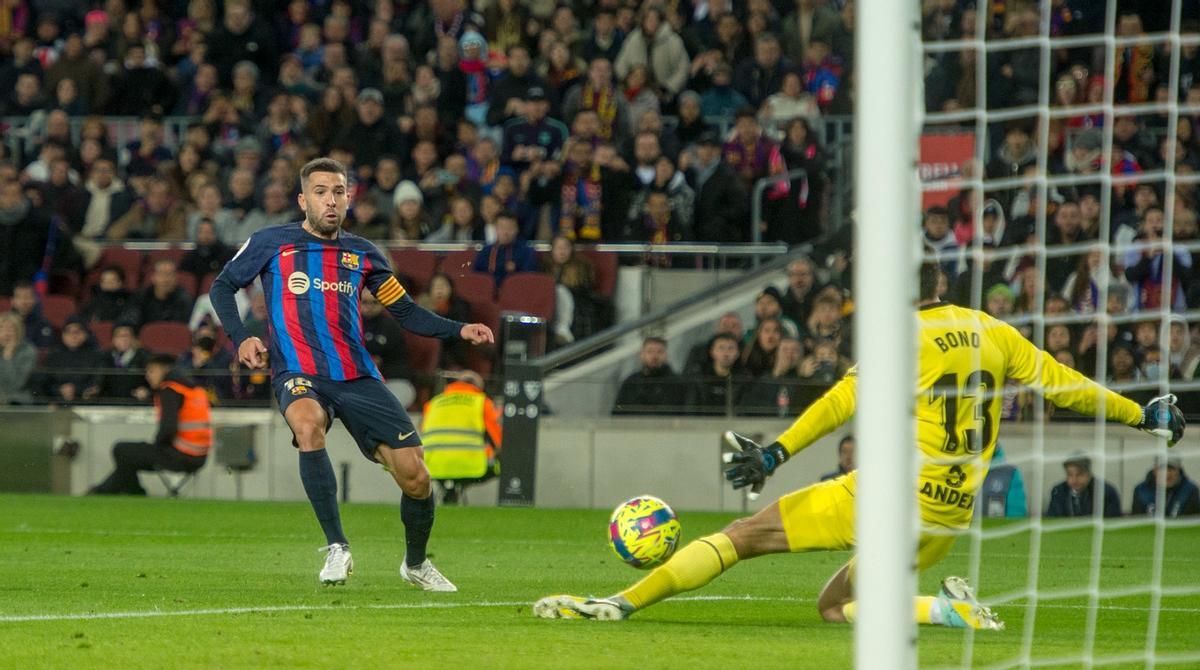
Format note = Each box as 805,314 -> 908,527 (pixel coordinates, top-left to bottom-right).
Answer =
207,0 -> 279,89
581,8 -> 623,64
687,131 -> 749,243
685,332 -> 744,415
741,316 -> 783,377
614,5 -> 689,99
40,158 -> 89,233
0,180 -> 60,297
187,183 -> 237,241
629,156 -> 695,233
797,39 -> 843,113
335,88 -> 406,182
542,235 -> 597,343
0,312 -> 36,405
780,258 -> 821,325
1131,457 -> 1200,517
685,311 -> 745,375
124,115 -> 174,179
977,446 -> 1028,518
472,210 -> 535,286
422,370 -> 502,505
563,58 -> 629,145
923,206 -> 959,273
230,61 -> 267,118
224,166 -> 260,218
391,181 -> 436,241
107,44 -> 177,116
671,91 -> 711,149
33,317 -> 103,405
781,0 -> 841,64
820,434 -> 856,482
131,259 -> 193,328
45,32 -> 109,113
1125,207 -> 1193,311
734,32 -> 792,107
612,336 -> 682,415
180,220 -> 234,284
426,195 -> 484,243
180,325 -> 233,400
98,323 -> 151,403
799,339 -> 849,385
90,354 -> 210,495
700,62 -> 749,120
8,282 -> 55,349
761,70 -> 820,131
107,178 -> 188,241
634,190 -> 688,245
237,182 -> 297,242
738,335 -> 805,416
1046,454 -> 1123,518
502,85 -> 569,171
532,139 -> 632,242
4,71 -> 45,117
80,266 -> 135,324
416,272 -> 474,370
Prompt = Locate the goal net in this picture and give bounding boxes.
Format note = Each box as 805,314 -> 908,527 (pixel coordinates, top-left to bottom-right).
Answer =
906,0 -> 1200,667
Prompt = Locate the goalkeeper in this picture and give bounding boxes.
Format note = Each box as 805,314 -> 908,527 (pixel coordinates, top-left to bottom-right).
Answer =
535,263 -> 1185,629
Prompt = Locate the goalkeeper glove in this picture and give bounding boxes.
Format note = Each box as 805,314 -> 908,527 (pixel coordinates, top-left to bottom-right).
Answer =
1138,394 -> 1186,446
722,431 -> 789,500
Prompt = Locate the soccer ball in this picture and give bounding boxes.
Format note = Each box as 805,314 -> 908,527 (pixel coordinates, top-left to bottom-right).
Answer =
608,495 -> 682,569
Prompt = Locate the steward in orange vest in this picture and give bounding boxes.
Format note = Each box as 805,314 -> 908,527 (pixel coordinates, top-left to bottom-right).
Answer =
91,354 -> 212,495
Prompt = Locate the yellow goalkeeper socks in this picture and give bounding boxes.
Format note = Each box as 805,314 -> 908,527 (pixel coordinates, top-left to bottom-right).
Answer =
618,533 -> 740,610
839,597 -> 941,624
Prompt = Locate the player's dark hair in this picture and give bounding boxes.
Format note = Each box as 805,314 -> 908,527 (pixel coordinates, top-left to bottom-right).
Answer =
919,260 -> 943,301
146,353 -> 178,368
300,157 -> 348,189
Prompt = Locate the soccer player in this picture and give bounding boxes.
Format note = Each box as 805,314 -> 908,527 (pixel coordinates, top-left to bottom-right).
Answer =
209,158 -> 494,589
534,262 -> 1185,627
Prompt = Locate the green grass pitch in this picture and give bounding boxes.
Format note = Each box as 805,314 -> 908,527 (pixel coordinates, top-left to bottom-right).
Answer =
1,494 -> 1197,669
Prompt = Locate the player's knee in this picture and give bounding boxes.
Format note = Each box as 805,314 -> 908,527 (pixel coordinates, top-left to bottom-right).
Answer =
401,468 -> 431,498
293,422 -> 325,451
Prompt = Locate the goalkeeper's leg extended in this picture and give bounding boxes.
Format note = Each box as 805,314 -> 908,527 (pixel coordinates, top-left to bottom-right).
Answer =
533,500 -> 791,620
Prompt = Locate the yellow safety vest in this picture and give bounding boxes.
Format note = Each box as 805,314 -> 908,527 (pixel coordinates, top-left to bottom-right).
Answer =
422,390 -> 494,479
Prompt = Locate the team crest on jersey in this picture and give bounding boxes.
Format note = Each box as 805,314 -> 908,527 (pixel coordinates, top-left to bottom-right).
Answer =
341,252 -> 360,270
285,377 -> 313,395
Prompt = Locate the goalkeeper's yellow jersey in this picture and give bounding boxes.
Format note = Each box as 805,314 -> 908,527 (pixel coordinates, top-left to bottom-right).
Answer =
775,302 -> 1143,529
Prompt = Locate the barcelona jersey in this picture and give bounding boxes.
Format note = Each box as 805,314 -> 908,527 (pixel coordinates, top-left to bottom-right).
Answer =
212,222 -> 457,382
774,302 -> 1143,529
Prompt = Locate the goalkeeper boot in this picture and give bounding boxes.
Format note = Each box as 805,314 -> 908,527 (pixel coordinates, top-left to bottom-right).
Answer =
937,576 -> 1004,631
533,595 -> 630,620
319,543 -> 353,585
400,558 -> 458,592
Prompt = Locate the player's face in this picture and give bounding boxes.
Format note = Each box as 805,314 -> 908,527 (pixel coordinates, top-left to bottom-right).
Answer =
300,171 -> 350,236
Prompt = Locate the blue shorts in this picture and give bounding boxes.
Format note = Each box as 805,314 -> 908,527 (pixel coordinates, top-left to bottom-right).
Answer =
273,373 -> 421,461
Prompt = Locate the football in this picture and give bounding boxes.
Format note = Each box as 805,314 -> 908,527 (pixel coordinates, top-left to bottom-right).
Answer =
608,495 -> 682,569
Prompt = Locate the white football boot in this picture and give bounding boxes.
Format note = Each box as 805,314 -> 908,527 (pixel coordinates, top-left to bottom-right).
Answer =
533,595 -> 629,620
319,543 -> 353,585
937,576 -> 1004,630
400,558 -> 458,592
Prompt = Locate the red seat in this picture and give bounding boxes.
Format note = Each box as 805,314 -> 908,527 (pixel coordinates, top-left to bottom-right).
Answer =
452,273 -> 499,331
400,330 -> 440,375
139,321 -> 192,356
91,321 -> 114,349
145,248 -> 185,271
41,295 -> 78,329
0,297 -> 10,312
439,248 -> 480,280
388,249 -> 438,295
581,249 -> 618,298
48,271 -> 81,298
498,272 -> 556,322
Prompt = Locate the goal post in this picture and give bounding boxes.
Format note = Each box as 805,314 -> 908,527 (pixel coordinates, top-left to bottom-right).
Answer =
853,1 -> 921,668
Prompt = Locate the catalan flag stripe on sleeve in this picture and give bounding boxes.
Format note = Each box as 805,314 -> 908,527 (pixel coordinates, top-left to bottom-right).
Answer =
376,276 -> 406,305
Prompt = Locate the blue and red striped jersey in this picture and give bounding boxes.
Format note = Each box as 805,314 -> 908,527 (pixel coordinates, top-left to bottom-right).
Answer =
211,222 -> 462,382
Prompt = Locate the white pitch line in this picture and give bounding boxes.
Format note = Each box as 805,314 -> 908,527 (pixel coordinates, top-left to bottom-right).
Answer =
3,595 -> 1199,624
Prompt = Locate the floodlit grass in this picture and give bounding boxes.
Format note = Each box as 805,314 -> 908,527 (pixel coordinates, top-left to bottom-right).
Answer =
1,494 -> 1197,669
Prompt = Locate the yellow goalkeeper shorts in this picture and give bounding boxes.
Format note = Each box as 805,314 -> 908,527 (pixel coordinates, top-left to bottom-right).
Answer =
778,471 -> 958,571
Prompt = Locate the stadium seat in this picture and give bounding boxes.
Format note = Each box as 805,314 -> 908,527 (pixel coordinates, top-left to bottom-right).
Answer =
139,321 -> 192,356
439,249 -> 480,280
451,272 -> 495,302
498,273 -> 556,322
581,250 -> 618,299
155,468 -> 197,498
388,249 -> 438,294
91,321 -> 114,349
145,248 -> 185,270
0,296 -> 9,313
41,295 -> 77,329
401,330 -> 440,375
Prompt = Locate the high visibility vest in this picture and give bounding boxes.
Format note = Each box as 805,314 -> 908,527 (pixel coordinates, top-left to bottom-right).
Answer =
422,386 -> 494,480
157,380 -> 213,457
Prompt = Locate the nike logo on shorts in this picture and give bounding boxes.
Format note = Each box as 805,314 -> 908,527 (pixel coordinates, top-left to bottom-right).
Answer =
398,431 -> 415,440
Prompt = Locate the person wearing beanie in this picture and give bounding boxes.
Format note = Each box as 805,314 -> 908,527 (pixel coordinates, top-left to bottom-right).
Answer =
1131,457 -> 1200,517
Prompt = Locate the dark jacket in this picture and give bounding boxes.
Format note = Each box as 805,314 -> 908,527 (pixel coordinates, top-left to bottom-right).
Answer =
689,162 -> 749,242
35,340 -> 104,402
180,242 -> 234,283
362,311 -> 411,381
472,241 -> 537,287
333,119 -> 407,176
486,72 -> 551,128
80,287 -> 136,324
1131,468 -> 1200,517
685,363 -> 745,416
99,346 -> 150,402
612,365 -> 683,415
132,286 -> 194,328
1046,478 -> 1123,518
